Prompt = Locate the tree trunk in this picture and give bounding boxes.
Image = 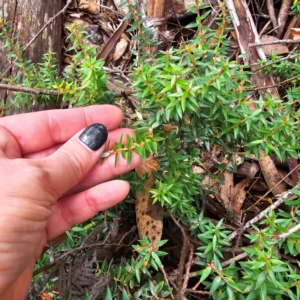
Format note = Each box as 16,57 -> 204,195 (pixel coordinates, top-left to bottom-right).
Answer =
0,0 -> 64,111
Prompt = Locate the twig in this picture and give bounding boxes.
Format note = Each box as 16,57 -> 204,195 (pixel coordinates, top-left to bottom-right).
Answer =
170,0 -> 183,39
97,19 -> 129,60
0,83 -> 58,95
0,82 -> 133,98
222,221 -> 300,267
245,163 -> 300,212
185,289 -> 210,295
250,51 -> 299,71
277,0 -> 293,39
249,39 -> 300,48
266,0 -> 278,33
229,164 -> 300,241
182,241 -> 194,292
159,265 -> 177,293
168,209 -> 193,297
0,0 -> 73,81
245,72 -> 300,91
278,222 -> 300,240
221,252 -> 248,267
168,210 -> 187,292
228,195 -> 285,241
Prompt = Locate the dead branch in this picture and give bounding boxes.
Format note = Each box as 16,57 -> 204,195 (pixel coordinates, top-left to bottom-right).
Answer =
0,82 -> 133,98
249,39 -> 300,47
245,72 -> 300,91
0,83 -> 58,95
277,0 -> 293,38
168,209 -> 193,299
97,20 -> 129,60
250,52 -> 299,71
266,0 -> 278,33
222,221 -> 300,267
228,188 -> 296,241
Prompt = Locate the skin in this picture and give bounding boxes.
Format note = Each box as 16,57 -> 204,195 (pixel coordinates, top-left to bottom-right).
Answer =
0,105 -> 142,299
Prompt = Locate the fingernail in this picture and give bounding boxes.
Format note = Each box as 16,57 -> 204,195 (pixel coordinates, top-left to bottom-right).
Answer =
79,123 -> 108,151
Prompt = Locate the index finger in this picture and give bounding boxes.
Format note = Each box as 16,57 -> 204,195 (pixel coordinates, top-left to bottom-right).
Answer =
0,105 -> 123,155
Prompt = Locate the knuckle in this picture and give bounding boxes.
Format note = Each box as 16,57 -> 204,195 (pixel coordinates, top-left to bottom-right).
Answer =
59,150 -> 86,181
59,201 -> 76,227
84,190 -> 99,215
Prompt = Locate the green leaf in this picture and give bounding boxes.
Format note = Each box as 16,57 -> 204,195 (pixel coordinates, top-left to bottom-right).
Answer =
226,285 -> 234,300
135,266 -> 141,283
210,276 -> 222,294
171,75 -> 176,88
122,288 -> 130,300
176,104 -> 183,119
200,266 -> 212,283
249,140 -> 264,145
225,278 -> 243,292
127,150 -> 133,166
287,239 -> 295,255
124,272 -> 135,283
250,261 -> 265,269
72,226 -> 84,232
151,251 -> 163,267
255,272 -> 266,289
114,153 -> 119,167
259,282 -> 267,300
105,287 -> 113,300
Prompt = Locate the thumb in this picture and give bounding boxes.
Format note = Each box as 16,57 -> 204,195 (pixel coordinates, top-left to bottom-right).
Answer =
44,123 -> 108,197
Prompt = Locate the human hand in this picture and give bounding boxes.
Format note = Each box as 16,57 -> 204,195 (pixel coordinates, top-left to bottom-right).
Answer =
0,105 -> 142,299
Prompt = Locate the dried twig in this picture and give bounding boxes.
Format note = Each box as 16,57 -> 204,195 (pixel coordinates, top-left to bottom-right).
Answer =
266,0 -> 278,33
249,39 -> 300,48
250,51 -> 299,71
0,82 -> 133,98
168,210 -> 188,292
277,0 -> 293,38
230,164 -> 300,240
168,209 -> 193,298
278,223 -> 300,240
0,83 -> 58,95
228,189 -> 295,241
245,72 -> 300,91
222,221 -> 300,267
97,20 -> 129,60
221,251 -> 248,267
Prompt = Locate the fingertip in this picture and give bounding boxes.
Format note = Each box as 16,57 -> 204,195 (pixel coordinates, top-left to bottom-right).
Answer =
115,179 -> 131,196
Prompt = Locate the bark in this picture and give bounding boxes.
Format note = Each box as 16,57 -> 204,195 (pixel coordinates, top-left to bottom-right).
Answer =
0,0 -> 63,110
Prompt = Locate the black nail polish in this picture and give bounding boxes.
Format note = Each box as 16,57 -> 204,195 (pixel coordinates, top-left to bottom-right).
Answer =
79,123 -> 108,151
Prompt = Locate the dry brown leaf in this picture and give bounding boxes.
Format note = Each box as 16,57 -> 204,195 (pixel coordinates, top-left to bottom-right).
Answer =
260,35 -> 289,56
277,168 -> 295,187
163,124 -> 178,132
192,165 -> 206,175
69,12 -> 85,18
232,178 -> 253,217
135,157 -> 163,247
231,30 -> 237,40
258,149 -> 286,196
63,56 -> 72,64
111,34 -> 129,62
78,0 -> 99,14
216,170 -> 234,212
97,20 -> 129,61
290,28 -> 300,40
250,179 -> 269,192
237,161 -> 260,178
